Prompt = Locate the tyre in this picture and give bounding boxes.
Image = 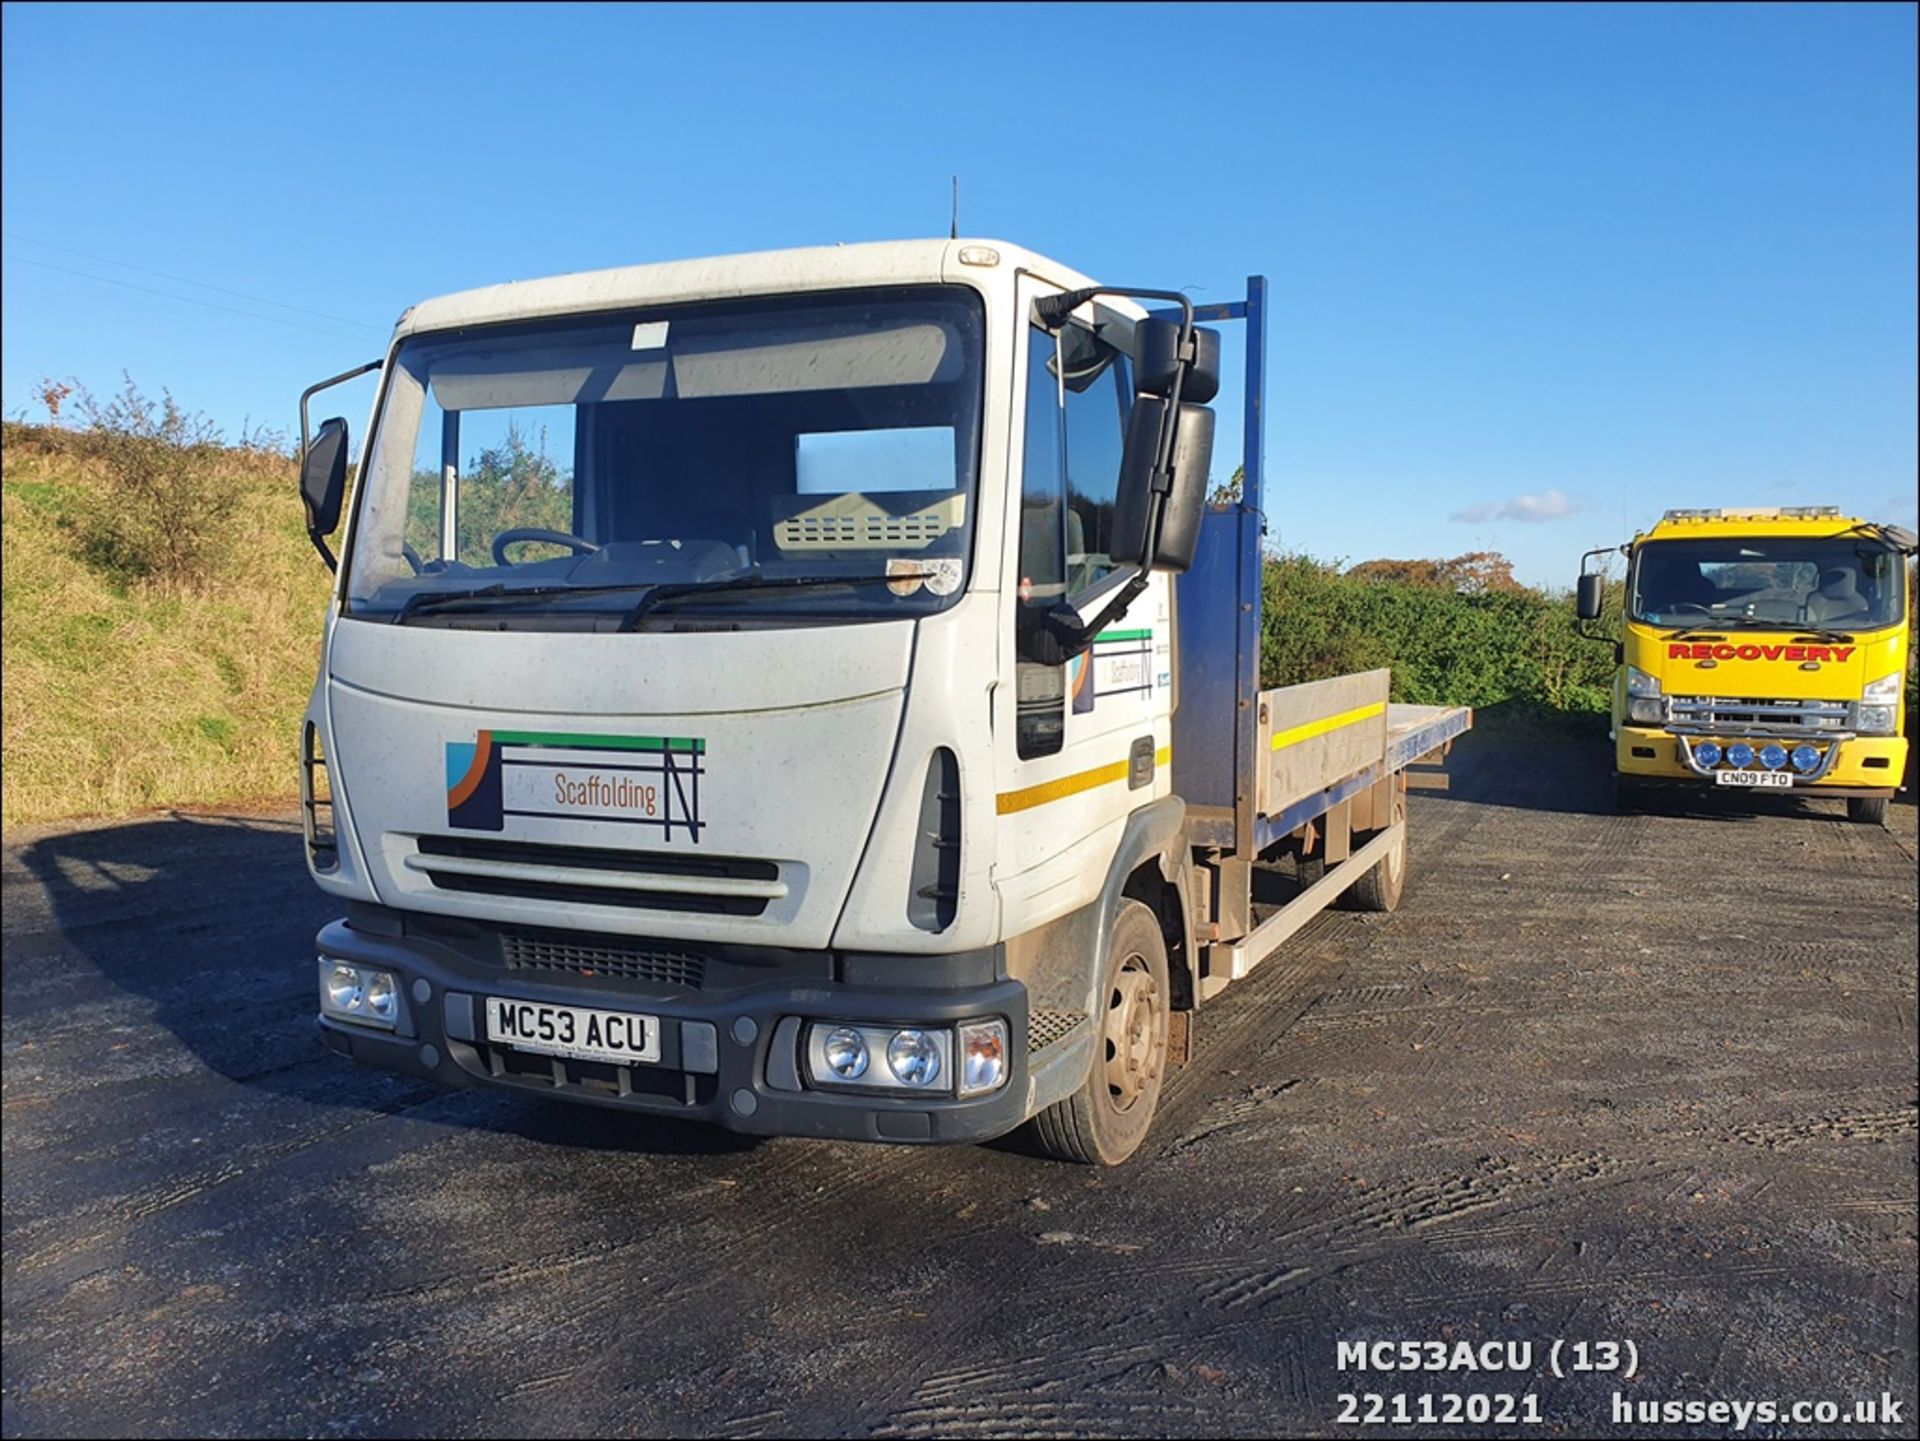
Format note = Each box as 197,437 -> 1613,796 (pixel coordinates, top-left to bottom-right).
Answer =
1614,777 -> 1647,814
1028,900 -> 1170,1166
1847,796 -> 1889,826
1347,786 -> 1408,913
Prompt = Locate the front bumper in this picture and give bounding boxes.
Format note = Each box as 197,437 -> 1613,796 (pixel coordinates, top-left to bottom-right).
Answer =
1615,726 -> 1905,794
314,914 -> 1045,1145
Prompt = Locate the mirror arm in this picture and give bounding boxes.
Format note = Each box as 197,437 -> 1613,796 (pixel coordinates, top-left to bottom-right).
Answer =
299,359 -> 382,463
1021,571 -> 1151,666
298,359 -> 382,574
1575,543 -> 1624,645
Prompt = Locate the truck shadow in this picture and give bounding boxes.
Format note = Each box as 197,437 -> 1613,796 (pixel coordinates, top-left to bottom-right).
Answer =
7,811 -> 761,1158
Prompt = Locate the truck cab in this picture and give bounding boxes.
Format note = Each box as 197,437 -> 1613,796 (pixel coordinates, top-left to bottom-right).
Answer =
296,239 -> 1465,1163
1578,507 -> 1915,823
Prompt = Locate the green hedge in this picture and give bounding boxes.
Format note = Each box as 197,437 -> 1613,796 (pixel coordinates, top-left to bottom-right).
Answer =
1258,554 -> 1622,715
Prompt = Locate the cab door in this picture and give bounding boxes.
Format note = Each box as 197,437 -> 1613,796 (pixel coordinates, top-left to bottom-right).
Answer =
994,275 -> 1174,893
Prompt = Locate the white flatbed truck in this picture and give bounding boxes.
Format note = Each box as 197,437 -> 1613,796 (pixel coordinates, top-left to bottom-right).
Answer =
296,239 -> 1470,1163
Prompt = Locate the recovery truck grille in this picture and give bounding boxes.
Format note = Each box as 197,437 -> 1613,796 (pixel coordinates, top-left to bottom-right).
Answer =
1666,697 -> 1849,734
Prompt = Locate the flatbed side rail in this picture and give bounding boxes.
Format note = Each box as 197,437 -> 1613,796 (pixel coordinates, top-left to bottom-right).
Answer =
1386,704 -> 1473,771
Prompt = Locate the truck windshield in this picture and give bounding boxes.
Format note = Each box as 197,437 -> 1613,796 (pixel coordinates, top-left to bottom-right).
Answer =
1630,537 -> 1907,630
344,286 -> 984,624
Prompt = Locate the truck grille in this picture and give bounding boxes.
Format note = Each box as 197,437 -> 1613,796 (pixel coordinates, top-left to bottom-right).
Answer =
1667,697 -> 1849,733
407,834 -> 784,916
499,927 -> 707,988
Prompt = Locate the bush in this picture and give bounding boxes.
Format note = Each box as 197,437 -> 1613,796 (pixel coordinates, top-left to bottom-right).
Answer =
1259,551 -> 1621,715
70,376 -> 244,590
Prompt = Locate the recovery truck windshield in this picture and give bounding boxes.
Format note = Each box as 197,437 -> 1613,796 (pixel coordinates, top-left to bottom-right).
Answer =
1630,536 -> 1907,632
344,286 -> 985,626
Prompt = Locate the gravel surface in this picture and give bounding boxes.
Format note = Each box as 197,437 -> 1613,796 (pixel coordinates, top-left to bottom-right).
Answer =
4,731 -> 1915,1438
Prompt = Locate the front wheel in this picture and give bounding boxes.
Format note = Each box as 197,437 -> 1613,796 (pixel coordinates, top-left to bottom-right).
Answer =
1028,900 -> 1170,1166
1847,796 -> 1889,826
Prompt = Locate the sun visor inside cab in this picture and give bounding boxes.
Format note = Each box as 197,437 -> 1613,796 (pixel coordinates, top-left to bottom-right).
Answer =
427,320 -> 963,411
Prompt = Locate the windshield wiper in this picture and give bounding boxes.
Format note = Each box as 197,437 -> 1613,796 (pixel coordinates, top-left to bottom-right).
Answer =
391,582 -> 654,625
1790,625 -> 1856,643
619,572 -> 935,631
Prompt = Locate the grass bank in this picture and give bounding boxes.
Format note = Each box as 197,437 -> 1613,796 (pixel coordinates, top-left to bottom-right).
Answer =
2,423 -> 330,825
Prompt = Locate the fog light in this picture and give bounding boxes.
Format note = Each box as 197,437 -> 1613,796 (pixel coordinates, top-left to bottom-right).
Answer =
317,958 -> 398,1030
958,1019 -> 1009,1097
822,1026 -> 869,1080
887,1029 -> 941,1087
1791,744 -> 1820,773
1759,744 -> 1787,771
1694,742 -> 1722,768
1726,743 -> 1755,769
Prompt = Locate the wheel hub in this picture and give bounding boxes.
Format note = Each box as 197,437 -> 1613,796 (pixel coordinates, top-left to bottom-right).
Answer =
1104,955 -> 1162,1111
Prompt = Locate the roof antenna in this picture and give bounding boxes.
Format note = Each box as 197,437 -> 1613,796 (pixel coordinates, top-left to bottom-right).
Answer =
950,176 -> 959,240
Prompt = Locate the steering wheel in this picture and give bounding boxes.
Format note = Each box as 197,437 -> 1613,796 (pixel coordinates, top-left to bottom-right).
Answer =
492,529 -> 600,566
402,541 -> 424,575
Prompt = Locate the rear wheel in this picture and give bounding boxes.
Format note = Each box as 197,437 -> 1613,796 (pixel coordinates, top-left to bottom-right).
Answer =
1028,900 -> 1169,1166
1847,796 -> 1889,826
1347,785 -> 1408,913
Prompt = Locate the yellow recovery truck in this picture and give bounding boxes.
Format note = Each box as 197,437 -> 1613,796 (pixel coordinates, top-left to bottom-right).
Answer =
1577,507 -> 1915,824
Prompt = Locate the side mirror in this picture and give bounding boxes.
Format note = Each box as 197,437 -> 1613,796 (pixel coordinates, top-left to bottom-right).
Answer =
1133,319 -> 1221,404
1112,397 -> 1216,574
301,417 -> 350,541
1576,572 -> 1604,621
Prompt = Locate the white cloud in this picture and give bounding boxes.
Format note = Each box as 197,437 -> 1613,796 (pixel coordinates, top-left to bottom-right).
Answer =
1450,488 -> 1581,524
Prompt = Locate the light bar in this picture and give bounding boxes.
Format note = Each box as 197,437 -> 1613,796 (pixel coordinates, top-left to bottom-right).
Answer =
1660,506 -> 1843,523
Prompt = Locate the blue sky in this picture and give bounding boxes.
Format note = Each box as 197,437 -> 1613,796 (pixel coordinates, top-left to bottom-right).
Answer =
3,2 -> 1914,586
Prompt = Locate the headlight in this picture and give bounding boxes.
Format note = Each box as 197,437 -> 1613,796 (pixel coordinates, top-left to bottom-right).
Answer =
318,958 -> 399,1030
1853,704 -> 1897,735
1694,741 -> 1723,767
1727,743 -> 1755,769
325,961 -> 363,1012
1624,667 -> 1663,725
821,1027 -> 869,1080
1854,674 -> 1901,735
363,969 -> 398,1022
804,1022 -> 954,1093
887,1029 -> 942,1087
1759,744 -> 1787,771
1791,744 -> 1821,773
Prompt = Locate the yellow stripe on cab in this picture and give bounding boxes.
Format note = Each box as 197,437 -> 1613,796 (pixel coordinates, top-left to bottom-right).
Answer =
997,746 -> 1173,815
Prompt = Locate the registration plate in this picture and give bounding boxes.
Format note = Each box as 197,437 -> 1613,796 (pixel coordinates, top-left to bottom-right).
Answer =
1715,770 -> 1792,789
484,997 -> 661,1066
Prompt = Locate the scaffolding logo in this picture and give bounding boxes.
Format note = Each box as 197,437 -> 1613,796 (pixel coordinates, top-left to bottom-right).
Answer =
446,730 -> 708,840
